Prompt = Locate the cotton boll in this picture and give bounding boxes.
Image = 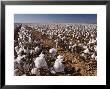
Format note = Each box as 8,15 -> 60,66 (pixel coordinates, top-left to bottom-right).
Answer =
30,49 -> 34,54
15,54 -> 25,64
29,36 -> 32,43
49,48 -> 57,54
23,47 -> 27,53
39,52 -> 45,58
83,48 -> 89,54
14,69 -> 23,76
57,55 -> 64,60
34,57 -> 47,68
15,55 -> 22,64
72,44 -> 76,48
21,26 -> 25,31
53,55 -> 64,73
61,36 -> 65,41
15,46 -> 19,55
69,45 -> 72,50
34,53 -> 48,69
31,68 -> 40,75
49,48 -> 57,59
81,53 -> 85,57
18,47 -> 23,54
94,46 -> 97,52
53,61 -> 64,72
35,46 -> 40,53
54,39 -> 59,48
91,53 -> 95,59
50,67 -> 56,74
69,41 -> 72,45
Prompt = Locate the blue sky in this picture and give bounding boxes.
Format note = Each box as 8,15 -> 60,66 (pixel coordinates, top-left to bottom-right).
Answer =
14,14 -> 97,24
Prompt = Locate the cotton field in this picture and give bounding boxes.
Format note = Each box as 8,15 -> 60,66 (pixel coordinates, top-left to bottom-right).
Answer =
14,23 -> 97,76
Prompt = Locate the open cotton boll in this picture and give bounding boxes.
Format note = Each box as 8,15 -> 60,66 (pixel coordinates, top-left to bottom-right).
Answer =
81,53 -> 85,57
22,47 -> 27,53
49,48 -> 57,59
35,46 -> 40,53
83,45 -> 87,49
53,55 -> 64,72
50,67 -> 56,74
49,48 -> 57,54
88,39 -> 96,45
30,49 -> 34,54
94,46 -> 97,51
34,54 -> 48,69
53,60 -> 64,73
39,52 -> 45,58
69,45 -> 72,50
57,55 -> 64,60
34,57 -> 47,68
91,53 -> 95,59
21,26 -> 25,31
31,68 -> 40,75
69,41 -> 72,45
83,48 -> 89,54
15,46 -> 19,55
15,54 -> 25,64
14,68 -> 24,76
18,47 -> 23,54
72,44 -> 76,48
29,36 -> 32,43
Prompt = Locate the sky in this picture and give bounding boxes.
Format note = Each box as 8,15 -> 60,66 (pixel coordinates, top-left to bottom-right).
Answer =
14,14 -> 97,24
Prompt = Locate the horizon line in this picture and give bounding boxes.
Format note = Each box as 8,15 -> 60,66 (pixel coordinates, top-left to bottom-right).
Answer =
14,22 -> 97,24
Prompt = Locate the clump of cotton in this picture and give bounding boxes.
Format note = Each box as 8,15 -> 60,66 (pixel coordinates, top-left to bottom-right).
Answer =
34,53 -> 48,69
53,55 -> 64,73
49,48 -> 57,60
15,54 -> 25,64
31,68 -> 40,75
35,46 -> 40,53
